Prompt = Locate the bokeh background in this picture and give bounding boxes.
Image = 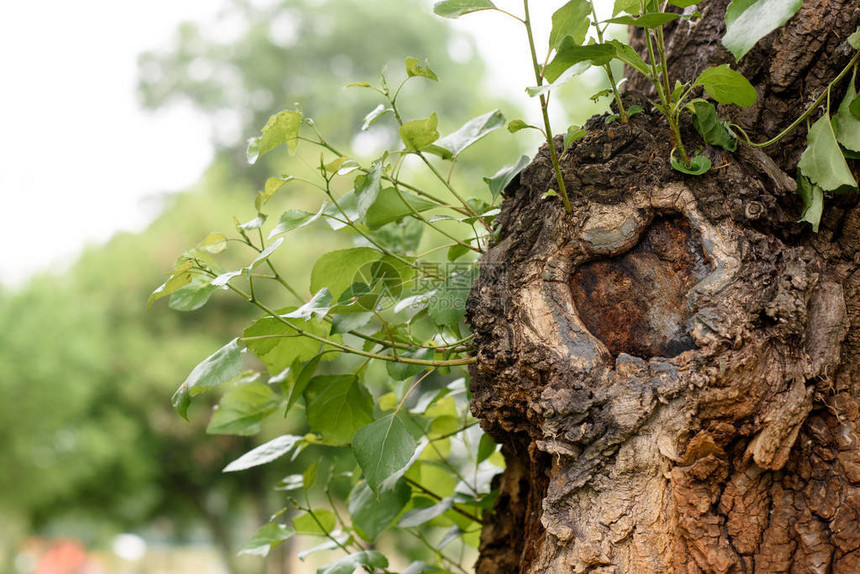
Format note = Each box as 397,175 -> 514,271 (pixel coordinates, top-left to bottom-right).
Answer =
0,1 -> 611,572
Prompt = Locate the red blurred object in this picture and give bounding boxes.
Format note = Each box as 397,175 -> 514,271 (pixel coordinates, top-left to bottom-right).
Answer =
35,539 -> 92,574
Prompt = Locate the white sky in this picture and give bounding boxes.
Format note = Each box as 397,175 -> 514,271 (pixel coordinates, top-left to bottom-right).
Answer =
0,1 -> 589,287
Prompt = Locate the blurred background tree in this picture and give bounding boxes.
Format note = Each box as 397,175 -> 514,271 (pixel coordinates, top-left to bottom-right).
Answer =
0,0 -> 536,572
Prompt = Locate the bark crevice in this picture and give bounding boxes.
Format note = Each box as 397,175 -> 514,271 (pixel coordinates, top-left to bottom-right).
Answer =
469,96 -> 860,571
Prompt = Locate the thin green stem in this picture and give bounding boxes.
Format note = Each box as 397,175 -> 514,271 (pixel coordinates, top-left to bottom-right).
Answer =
429,421 -> 480,442
590,3 -> 627,123
415,151 -> 488,226
297,135 -> 471,216
240,332 -> 475,367
403,529 -> 469,574
655,26 -> 673,109
385,96 -> 490,229
265,260 -> 304,301
322,190 -> 439,278
731,51 -> 860,148
394,369 -> 436,415
302,505 -> 353,555
389,173 -> 482,254
522,0 -> 572,213
402,477 -> 484,526
492,7 -> 524,22
644,18 -> 688,164
324,489 -> 360,550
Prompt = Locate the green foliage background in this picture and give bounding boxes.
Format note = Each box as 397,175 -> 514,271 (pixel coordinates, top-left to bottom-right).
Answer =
0,0 -> 561,572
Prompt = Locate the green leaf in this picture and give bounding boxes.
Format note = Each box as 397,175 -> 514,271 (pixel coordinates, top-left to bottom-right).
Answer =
849,27 -> 860,50
691,101 -> 738,151
723,0 -> 803,60
798,115 -> 858,192
589,88 -> 613,102
433,0 -> 496,18
365,188 -> 437,230
249,237 -> 285,269
447,244 -> 470,262
243,312 -> 332,375
362,104 -> 393,131
284,355 -> 322,415
797,174 -> 824,232
268,204 -> 325,240
211,269 -> 244,287
613,0 -> 641,16
353,414 -> 418,495
258,176 -> 295,210
303,461 -> 319,490
526,61 -> 591,97
169,278 -> 219,312
398,497 -> 455,528
405,57 -> 439,81
247,110 -> 303,164
354,157 -> 385,218
428,271 -> 473,326
507,119 -> 532,133
206,383 -> 281,436
330,312 -> 373,335
348,480 -> 411,541
283,289 -> 333,321
851,96 -> 860,121
564,126 -> 587,148
438,526 -> 464,549
549,0 -> 591,52
197,232 -> 228,254
672,80 -> 685,101
238,523 -> 295,557
317,551 -> 388,574
386,348 -> 433,381
670,153 -> 712,175
223,435 -> 305,472
237,213 -> 267,231
833,71 -> 860,153
484,155 -> 530,200
323,157 -> 360,176
400,113 -> 440,152
693,65 -> 757,107
544,40 -> 615,83
668,0 -> 700,6
606,40 -> 651,77
305,375 -> 374,444
148,260 -> 194,309
292,510 -> 336,536
605,12 -> 682,27
477,433 -> 498,464
435,110 -> 506,158
172,339 -> 243,420
310,247 -> 382,301
542,39 -> 650,85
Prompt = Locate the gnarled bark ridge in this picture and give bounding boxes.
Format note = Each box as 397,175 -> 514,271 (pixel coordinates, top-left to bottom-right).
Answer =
468,2 -> 860,572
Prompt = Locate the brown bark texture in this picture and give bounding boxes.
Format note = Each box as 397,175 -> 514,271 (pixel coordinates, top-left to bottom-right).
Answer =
467,1 -> 860,572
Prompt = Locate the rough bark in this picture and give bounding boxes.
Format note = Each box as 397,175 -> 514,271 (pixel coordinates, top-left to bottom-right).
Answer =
627,0 -> 860,169
468,2 -> 860,572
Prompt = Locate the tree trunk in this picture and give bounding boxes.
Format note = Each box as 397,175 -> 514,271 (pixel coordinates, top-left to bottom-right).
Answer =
467,1 -> 860,572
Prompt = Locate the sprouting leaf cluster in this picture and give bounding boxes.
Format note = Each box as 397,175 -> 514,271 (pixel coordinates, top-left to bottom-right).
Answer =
151,56 -> 518,571
439,0 -> 859,230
